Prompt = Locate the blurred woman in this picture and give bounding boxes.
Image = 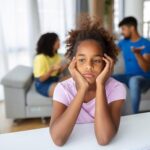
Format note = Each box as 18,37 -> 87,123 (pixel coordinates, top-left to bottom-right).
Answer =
33,33 -> 66,97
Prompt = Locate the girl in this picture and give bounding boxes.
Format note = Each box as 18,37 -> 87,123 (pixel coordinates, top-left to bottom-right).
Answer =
50,17 -> 126,146
33,33 -> 66,97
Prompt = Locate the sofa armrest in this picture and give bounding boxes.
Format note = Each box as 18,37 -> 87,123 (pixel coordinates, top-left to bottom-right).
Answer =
1,65 -> 33,119
1,65 -> 33,89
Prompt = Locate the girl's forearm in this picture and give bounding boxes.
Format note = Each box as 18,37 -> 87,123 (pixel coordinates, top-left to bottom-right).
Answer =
94,84 -> 116,145
50,90 -> 86,146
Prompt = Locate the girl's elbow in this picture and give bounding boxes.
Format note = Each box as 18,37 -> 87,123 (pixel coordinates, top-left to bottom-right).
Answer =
52,137 -> 66,146
49,129 -> 66,146
96,130 -> 117,146
96,137 -> 111,146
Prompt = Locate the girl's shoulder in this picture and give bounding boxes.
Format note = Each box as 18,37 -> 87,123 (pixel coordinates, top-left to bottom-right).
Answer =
55,77 -> 76,96
58,77 -> 126,91
58,77 -> 75,89
53,77 -> 76,105
105,77 -> 127,98
105,77 -> 126,103
106,77 -> 126,90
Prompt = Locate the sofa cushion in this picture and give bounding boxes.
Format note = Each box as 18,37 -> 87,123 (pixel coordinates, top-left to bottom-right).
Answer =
141,89 -> 150,100
26,82 -> 52,106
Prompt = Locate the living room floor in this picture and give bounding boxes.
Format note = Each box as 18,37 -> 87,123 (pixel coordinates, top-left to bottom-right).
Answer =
0,101 -> 50,134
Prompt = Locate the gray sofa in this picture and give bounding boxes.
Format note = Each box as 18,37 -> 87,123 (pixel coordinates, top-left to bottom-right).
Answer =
1,65 -> 134,120
1,60 -> 150,120
1,65 -> 52,119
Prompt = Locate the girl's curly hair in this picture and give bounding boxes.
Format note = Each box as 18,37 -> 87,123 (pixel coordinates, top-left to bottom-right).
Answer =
65,16 -> 119,63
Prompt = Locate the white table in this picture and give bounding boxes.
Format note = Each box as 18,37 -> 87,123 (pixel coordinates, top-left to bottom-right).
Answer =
1,113 -> 150,150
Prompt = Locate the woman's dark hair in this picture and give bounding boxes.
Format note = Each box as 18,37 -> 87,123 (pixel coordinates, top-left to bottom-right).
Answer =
36,32 -> 59,57
119,16 -> 138,30
65,16 -> 119,63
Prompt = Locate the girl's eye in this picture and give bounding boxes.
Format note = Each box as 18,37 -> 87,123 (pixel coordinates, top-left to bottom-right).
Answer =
93,60 -> 102,64
78,59 -> 85,63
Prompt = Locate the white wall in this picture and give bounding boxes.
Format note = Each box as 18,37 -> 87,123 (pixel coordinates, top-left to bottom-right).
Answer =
124,0 -> 144,34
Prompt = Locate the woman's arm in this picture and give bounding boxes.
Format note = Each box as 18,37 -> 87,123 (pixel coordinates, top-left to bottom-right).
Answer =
40,63 -> 69,82
50,57 -> 89,146
39,65 -> 61,82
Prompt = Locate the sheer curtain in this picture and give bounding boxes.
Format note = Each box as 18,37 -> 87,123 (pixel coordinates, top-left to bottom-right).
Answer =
0,0 -> 76,100
37,0 -> 76,54
0,0 -> 31,100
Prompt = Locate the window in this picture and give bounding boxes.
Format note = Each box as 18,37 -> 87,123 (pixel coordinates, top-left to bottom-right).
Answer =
37,0 -> 76,54
0,0 -> 30,69
143,0 -> 150,39
0,0 -> 76,100
114,0 -> 120,32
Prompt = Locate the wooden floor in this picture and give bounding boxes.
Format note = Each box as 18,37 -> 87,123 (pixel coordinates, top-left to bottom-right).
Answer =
0,101 -> 50,134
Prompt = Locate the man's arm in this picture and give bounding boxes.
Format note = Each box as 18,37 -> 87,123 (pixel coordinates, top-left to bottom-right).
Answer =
134,53 -> 150,72
132,46 -> 150,72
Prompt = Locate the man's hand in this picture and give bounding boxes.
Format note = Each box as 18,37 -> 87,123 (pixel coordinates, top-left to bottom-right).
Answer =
68,57 -> 89,92
131,46 -> 145,53
96,54 -> 114,85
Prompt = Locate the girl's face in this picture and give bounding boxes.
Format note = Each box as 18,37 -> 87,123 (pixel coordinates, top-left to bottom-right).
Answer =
75,40 -> 105,84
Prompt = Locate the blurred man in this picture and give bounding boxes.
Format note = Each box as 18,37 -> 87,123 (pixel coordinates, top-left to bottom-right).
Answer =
114,16 -> 150,113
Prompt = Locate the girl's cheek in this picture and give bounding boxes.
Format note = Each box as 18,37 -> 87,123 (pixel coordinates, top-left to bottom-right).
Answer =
76,61 -> 79,68
95,68 -> 101,75
76,61 -> 84,68
97,61 -> 105,71
76,62 -> 82,72
94,65 -> 104,75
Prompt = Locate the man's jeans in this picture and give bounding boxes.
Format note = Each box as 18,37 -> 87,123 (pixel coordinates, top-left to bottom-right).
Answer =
113,74 -> 150,113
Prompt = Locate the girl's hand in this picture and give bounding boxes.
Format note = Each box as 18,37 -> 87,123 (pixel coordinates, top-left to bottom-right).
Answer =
96,54 -> 114,85
68,57 -> 89,92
